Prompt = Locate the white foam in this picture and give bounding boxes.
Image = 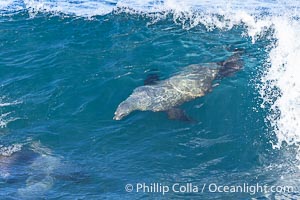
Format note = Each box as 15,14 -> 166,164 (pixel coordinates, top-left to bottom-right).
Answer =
0,99 -> 20,128
0,0 -> 24,13
259,18 -> 300,153
0,144 -> 22,156
0,0 -> 16,9
0,1 -> 12,9
23,0 -> 115,18
0,112 -> 16,128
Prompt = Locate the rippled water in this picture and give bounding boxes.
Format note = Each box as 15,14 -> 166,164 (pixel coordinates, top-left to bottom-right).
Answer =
1,0 -> 300,199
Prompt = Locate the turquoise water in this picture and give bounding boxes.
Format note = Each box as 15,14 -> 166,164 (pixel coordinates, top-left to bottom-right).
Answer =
1,1 -> 300,199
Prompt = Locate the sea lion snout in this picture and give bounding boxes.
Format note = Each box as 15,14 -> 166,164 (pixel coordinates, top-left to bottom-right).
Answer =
113,110 -> 123,120
113,112 -> 123,120
113,102 -> 132,120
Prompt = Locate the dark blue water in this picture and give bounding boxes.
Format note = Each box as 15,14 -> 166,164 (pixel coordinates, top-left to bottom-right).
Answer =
1,1 -> 300,199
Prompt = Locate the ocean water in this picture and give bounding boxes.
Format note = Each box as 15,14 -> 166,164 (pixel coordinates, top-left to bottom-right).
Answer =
1,0 -> 300,199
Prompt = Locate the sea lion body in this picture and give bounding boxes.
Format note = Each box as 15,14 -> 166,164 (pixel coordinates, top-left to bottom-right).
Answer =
114,64 -> 219,120
113,52 -> 242,121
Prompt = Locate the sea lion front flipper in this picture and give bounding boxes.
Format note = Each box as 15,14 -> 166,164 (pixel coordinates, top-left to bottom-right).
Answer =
144,73 -> 160,85
166,108 -> 195,122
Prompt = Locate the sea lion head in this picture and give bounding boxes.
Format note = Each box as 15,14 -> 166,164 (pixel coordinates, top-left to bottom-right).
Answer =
113,100 -> 135,120
113,86 -> 153,120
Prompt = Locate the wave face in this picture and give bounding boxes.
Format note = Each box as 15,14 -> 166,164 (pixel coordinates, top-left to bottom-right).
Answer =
1,0 -> 300,199
2,0 -> 297,162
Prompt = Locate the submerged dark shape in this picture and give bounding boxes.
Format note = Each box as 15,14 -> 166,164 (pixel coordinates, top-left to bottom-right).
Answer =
0,144 -> 90,197
113,52 -> 243,121
166,108 -> 195,122
0,148 -> 39,183
144,73 -> 160,85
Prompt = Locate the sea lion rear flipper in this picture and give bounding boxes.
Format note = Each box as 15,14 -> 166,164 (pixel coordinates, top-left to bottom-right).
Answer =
166,108 -> 195,122
144,73 -> 160,85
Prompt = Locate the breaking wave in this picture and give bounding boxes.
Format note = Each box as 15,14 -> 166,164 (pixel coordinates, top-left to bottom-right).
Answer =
1,0 -> 300,173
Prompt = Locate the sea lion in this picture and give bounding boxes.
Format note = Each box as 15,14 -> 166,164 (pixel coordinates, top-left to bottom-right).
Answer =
0,143 -> 89,198
113,51 -> 242,121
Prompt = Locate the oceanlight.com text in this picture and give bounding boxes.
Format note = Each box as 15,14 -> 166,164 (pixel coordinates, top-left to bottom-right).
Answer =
124,182 -> 297,195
